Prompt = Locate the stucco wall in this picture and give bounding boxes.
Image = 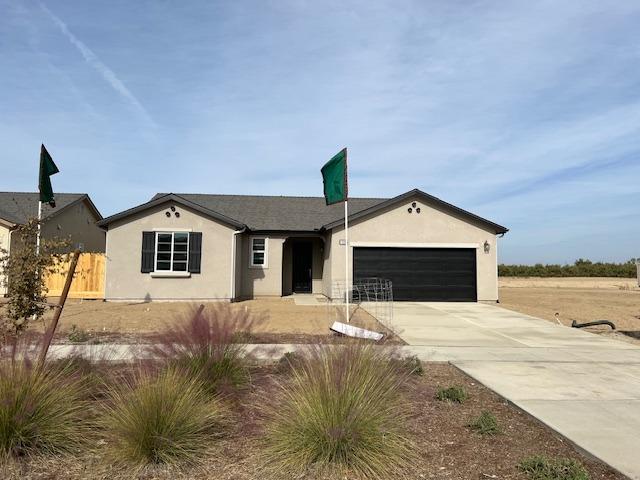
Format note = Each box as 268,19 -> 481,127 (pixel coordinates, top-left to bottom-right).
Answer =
105,202 -> 235,301
327,194 -> 500,302
240,234 -> 286,297
0,224 -> 9,295
41,199 -> 105,252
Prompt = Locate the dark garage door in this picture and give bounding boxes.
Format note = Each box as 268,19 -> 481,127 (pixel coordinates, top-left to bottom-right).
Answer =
353,247 -> 477,301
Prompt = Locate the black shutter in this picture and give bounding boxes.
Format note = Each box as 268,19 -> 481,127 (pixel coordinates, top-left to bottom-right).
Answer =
141,231 -> 155,273
188,232 -> 202,273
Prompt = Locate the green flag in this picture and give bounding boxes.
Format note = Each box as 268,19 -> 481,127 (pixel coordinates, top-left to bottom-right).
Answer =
321,148 -> 348,205
39,144 -> 59,207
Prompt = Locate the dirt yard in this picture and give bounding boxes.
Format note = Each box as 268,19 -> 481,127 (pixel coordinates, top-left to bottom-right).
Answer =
499,277 -> 640,342
14,297 -> 395,344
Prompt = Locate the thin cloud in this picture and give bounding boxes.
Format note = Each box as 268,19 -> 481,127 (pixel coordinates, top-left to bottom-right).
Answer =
39,3 -> 157,130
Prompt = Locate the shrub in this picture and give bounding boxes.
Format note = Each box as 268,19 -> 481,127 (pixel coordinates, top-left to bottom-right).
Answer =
0,218 -> 69,335
499,258 -> 637,278
147,304 -> 263,395
102,368 -> 227,466
518,455 -> 589,480
468,411 -> 500,435
0,359 -> 88,457
68,324 -> 89,343
263,343 -> 416,479
275,351 -> 303,374
436,386 -> 467,403
394,354 -> 424,376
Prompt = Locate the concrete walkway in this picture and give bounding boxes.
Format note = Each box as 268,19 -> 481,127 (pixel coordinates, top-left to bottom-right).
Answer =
385,302 -> 640,480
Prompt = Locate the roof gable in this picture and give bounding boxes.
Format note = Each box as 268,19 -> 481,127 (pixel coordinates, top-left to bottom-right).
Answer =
97,194 -> 246,229
322,189 -> 508,234
0,192 -> 102,225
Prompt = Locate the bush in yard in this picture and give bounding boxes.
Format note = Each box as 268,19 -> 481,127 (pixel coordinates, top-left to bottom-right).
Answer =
0,218 -> 68,337
102,368 -> 227,466
519,455 -> 589,480
274,351 -> 303,374
468,411 -> 500,435
67,324 -> 89,343
263,343 -> 416,479
0,355 -> 88,457
147,303 -> 263,395
393,354 -> 424,376
436,385 -> 468,403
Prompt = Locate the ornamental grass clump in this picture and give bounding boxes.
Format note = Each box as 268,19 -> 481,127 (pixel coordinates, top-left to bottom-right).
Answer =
519,455 -> 589,480
468,411 -> 500,435
263,343 -> 416,479
0,356 -> 88,458
102,368 -> 227,467
147,304 -> 262,395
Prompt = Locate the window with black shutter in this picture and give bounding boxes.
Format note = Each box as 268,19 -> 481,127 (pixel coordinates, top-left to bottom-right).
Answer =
141,231 -> 202,274
188,232 -> 202,273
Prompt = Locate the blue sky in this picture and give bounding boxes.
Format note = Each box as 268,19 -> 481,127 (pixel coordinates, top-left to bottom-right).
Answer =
1,0 -> 639,264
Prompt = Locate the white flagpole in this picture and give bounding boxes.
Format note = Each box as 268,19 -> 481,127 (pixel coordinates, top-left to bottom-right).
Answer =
344,147 -> 350,323
344,198 -> 349,322
36,200 -> 42,255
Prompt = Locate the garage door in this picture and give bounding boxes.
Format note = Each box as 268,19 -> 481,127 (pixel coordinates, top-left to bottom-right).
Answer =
353,247 -> 477,301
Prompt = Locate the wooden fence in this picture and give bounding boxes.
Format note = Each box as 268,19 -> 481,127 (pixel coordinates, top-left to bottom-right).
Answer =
45,253 -> 105,299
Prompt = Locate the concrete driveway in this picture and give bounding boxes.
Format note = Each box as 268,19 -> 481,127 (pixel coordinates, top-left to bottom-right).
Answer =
388,302 -> 640,480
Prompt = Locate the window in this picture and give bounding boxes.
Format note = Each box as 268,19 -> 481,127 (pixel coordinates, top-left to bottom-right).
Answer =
155,232 -> 189,272
251,237 -> 268,267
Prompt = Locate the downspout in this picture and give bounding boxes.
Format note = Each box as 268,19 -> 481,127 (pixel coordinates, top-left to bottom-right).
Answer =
229,227 -> 246,301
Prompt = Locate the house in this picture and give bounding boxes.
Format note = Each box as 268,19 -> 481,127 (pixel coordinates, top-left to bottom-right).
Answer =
0,192 -> 105,295
97,189 -> 508,303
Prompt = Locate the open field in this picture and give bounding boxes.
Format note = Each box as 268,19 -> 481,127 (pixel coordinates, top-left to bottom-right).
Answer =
1,362 -> 624,480
499,277 -> 640,341
2,297 -> 395,344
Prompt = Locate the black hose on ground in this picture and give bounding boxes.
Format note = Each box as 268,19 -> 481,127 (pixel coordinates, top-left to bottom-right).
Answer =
571,319 -> 616,330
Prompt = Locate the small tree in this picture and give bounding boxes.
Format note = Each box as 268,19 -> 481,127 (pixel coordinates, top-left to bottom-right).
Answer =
0,218 -> 68,337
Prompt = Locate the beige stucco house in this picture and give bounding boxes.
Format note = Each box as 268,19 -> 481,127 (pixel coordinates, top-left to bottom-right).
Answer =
98,189 -> 507,303
0,192 -> 105,295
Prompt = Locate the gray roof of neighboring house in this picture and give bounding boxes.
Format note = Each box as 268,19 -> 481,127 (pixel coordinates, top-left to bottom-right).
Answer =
0,192 -> 102,225
98,189 -> 508,234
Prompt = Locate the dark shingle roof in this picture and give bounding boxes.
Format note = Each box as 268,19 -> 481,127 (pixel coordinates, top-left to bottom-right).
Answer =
0,192 -> 101,225
98,189 -> 507,234
151,193 -> 385,231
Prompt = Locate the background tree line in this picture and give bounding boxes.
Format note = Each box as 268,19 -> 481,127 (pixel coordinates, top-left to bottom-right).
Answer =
498,258 -> 639,278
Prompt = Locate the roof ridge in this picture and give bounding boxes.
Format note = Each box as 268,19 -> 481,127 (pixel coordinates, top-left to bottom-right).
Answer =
160,192 -> 388,200
0,191 -> 86,195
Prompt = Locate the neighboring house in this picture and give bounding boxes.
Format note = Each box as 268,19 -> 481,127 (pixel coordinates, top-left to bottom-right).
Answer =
97,189 -> 508,303
0,192 -> 105,295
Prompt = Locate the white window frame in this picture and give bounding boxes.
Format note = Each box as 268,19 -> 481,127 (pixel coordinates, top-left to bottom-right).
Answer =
154,231 -> 190,273
250,236 -> 268,268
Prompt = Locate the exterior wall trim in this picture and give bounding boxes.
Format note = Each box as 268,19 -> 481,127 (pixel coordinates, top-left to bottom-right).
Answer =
152,227 -> 193,232
350,242 -> 480,249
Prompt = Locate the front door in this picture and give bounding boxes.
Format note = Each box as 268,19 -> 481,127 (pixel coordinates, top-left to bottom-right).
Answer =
292,241 -> 312,293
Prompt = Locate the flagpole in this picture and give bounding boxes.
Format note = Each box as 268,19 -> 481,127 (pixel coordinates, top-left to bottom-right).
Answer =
36,200 -> 42,256
344,198 -> 349,322
344,148 -> 349,323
